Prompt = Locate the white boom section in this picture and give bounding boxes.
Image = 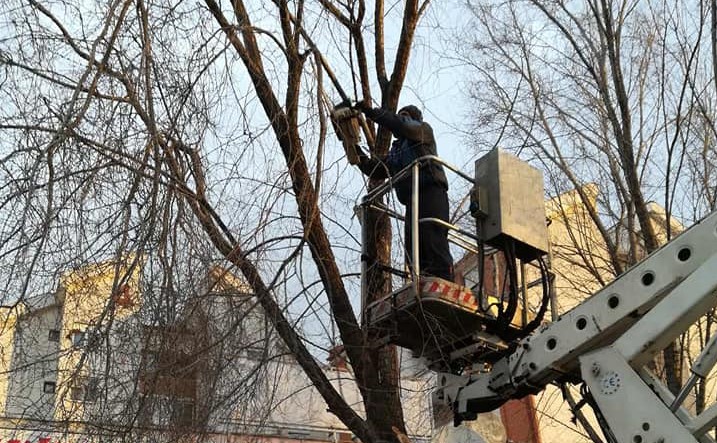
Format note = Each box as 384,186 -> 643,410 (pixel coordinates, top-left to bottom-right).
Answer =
435,210 -> 717,443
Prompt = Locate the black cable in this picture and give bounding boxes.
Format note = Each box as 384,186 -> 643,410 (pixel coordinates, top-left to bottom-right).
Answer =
477,250 -> 510,321
519,256 -> 551,337
581,384 -> 618,443
476,238 -> 487,313
499,240 -> 519,335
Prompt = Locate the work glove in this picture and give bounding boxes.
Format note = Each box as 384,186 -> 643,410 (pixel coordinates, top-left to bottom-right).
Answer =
353,99 -> 371,112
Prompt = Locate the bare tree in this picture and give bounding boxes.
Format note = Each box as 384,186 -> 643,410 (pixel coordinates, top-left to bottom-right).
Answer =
0,0 -> 441,442
459,0 -> 717,440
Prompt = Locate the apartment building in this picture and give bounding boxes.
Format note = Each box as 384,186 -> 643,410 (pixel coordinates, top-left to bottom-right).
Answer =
0,262 -> 433,443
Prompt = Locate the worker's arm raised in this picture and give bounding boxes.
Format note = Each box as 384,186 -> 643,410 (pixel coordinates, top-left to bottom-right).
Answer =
359,105 -> 434,143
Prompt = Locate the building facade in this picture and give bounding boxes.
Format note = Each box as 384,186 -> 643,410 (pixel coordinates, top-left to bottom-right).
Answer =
0,262 -> 434,443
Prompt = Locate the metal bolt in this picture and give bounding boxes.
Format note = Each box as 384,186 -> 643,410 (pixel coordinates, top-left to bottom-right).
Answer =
591,363 -> 600,376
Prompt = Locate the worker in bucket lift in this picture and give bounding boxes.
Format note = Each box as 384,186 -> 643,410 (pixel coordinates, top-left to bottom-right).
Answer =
353,101 -> 454,281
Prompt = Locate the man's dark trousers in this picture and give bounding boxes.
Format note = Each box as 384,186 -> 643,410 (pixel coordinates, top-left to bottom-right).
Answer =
403,185 -> 453,281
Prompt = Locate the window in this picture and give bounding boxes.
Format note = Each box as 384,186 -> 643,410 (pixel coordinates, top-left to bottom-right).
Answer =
43,381 -> 56,394
138,401 -> 156,427
246,347 -> 264,360
69,330 -> 86,348
71,377 -> 99,402
48,330 -> 60,342
171,399 -> 195,427
142,351 -> 159,372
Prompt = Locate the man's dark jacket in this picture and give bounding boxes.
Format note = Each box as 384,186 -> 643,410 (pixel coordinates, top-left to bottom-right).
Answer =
357,107 -> 448,204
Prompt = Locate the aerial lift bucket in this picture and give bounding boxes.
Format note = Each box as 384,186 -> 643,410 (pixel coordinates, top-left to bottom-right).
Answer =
366,275 -> 527,372
363,150 -> 550,373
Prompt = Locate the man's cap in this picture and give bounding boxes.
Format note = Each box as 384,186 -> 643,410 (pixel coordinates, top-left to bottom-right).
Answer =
398,105 -> 423,122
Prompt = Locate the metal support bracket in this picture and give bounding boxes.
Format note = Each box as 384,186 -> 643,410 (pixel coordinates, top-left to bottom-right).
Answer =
435,209 -> 717,436
580,347 -> 699,443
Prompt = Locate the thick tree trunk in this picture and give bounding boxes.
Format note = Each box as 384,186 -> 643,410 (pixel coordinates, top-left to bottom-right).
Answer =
362,193 -> 406,440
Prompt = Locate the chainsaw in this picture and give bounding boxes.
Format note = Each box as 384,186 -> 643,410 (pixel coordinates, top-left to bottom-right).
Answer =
330,103 -> 361,165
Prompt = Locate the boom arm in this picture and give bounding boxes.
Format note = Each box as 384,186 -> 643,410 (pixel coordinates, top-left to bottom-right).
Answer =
435,209 -> 717,443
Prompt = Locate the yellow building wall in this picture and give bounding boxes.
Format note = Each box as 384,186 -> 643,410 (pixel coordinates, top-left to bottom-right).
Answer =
53,258 -> 142,421
533,186 -> 612,442
0,307 -> 20,416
